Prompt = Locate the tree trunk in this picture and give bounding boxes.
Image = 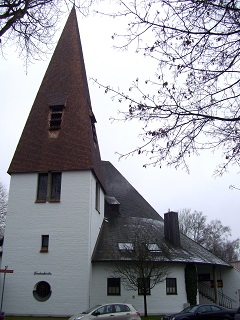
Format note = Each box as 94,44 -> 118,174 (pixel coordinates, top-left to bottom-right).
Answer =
143,293 -> 148,317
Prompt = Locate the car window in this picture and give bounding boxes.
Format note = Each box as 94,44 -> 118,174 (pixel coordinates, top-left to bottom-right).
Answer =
83,305 -> 101,314
211,306 -> 222,312
181,306 -> 198,313
106,305 -> 116,313
115,304 -> 130,313
95,306 -> 108,315
198,306 -> 211,313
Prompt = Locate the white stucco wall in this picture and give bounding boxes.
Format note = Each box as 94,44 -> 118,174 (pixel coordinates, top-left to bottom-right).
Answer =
197,264 -> 240,309
1,171 -> 104,316
220,267 -> 240,308
91,262 -> 188,315
2,171 -> 239,316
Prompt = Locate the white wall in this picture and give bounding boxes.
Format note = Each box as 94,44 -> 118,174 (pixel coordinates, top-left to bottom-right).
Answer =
91,262 -> 188,315
197,264 -> 240,309
221,267 -> 240,308
91,262 -> 240,314
2,171 -> 239,316
1,171 -> 104,316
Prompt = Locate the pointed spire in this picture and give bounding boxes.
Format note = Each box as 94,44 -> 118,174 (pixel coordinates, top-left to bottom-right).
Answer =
8,7 -> 105,190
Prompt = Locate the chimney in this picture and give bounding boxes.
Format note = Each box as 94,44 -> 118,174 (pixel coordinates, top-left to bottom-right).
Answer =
164,211 -> 181,246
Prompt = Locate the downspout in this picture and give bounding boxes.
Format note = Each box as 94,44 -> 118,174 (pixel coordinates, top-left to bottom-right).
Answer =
213,265 -> 219,304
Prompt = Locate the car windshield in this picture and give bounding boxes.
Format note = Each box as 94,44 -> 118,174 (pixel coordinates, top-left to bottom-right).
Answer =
82,305 -> 101,314
180,306 -> 199,313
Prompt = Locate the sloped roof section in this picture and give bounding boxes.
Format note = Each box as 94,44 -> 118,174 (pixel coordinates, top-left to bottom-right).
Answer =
92,216 -> 230,267
8,8 -> 105,189
102,161 -> 162,220
93,162 -> 230,267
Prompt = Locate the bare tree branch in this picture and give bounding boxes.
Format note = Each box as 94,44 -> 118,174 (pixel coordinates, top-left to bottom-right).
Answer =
108,219 -> 170,316
93,0 -> 240,175
0,182 -> 8,239
0,0 -> 94,62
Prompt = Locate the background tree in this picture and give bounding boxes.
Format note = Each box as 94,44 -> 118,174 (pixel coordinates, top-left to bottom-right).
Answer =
179,209 -> 240,262
94,0 -> 240,175
109,220 -> 170,317
0,0 -> 90,63
0,182 -> 8,239
178,208 -> 207,245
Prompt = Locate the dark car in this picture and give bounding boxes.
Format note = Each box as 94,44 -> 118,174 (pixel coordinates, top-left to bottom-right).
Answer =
234,306 -> 240,319
162,304 -> 236,320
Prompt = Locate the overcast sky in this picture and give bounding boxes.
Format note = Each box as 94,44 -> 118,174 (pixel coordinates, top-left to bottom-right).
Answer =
1,9 -> 239,240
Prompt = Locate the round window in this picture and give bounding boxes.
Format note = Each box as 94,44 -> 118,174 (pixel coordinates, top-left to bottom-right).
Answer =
33,281 -> 51,301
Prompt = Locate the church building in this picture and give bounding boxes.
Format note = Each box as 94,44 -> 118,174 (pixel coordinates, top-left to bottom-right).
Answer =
1,8 -> 240,317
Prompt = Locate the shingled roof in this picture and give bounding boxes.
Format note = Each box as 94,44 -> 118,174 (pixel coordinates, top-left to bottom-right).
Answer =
92,162 -> 230,267
102,161 -> 162,220
92,217 -> 230,266
8,8 -> 105,190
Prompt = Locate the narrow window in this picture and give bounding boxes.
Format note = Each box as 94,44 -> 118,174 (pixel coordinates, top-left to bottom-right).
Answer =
91,122 -> 97,144
107,278 -> 121,295
49,105 -> 64,130
138,278 -> 150,295
40,235 -> 49,252
37,173 -> 48,202
166,278 -> 177,295
90,111 -> 97,144
50,172 -> 62,202
95,181 -> 100,212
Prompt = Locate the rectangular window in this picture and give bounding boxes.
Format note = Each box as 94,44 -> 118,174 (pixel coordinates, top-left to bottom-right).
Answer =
107,278 -> 121,295
166,278 -> 177,295
95,181 -> 100,212
36,172 -> 62,202
138,278 -> 150,295
40,235 -> 49,252
198,273 -> 210,281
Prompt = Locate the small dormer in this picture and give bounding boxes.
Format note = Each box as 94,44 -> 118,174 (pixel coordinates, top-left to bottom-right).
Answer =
104,196 -> 120,219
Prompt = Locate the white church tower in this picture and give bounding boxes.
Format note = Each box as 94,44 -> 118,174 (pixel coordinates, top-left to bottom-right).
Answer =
1,8 -> 105,316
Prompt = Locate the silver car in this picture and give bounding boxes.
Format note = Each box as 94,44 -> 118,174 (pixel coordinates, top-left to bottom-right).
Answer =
69,303 -> 141,320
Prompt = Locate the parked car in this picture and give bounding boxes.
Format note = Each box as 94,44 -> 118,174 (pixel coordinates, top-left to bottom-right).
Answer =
162,304 -> 236,320
234,306 -> 240,319
69,303 -> 141,320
